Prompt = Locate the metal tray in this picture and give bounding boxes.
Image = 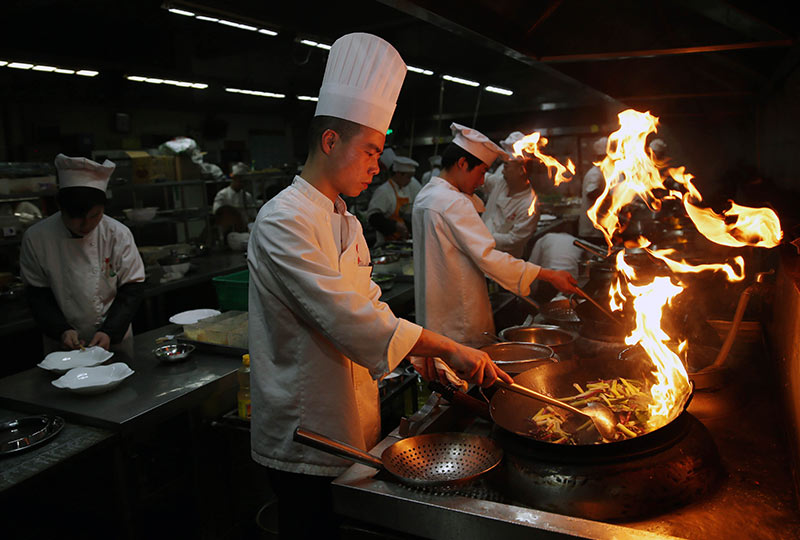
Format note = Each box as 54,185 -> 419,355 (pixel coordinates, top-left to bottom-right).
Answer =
176,333 -> 247,357
0,415 -> 65,456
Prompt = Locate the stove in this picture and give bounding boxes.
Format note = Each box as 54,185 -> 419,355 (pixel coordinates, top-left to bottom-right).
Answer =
331,326 -> 800,539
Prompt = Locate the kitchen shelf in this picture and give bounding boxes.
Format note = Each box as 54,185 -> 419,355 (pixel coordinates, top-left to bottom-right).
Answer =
0,191 -> 58,203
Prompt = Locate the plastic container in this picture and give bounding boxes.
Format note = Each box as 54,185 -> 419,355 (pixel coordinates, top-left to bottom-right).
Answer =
213,270 -> 249,311
237,354 -> 251,420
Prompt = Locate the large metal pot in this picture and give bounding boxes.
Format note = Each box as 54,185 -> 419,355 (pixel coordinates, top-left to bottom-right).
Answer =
498,325 -> 577,360
479,342 -> 555,375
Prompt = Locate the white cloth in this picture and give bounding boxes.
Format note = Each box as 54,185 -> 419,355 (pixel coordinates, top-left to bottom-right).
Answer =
367,178 -> 422,245
247,176 -> 422,476
412,177 -> 541,347
579,165 -> 605,238
481,174 -> 538,258
420,167 -> 441,186
212,185 -> 257,215
528,233 -> 584,293
450,123 -> 508,166
55,154 -> 114,191
315,33 -> 406,134
20,213 -> 145,346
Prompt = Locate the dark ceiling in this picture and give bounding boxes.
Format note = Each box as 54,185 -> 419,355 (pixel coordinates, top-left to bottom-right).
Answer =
1,0 -> 797,144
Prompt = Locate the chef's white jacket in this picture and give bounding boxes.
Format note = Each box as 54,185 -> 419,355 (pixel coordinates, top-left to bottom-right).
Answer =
481,173 -> 538,258
412,177 -> 541,347
247,176 -> 422,476
366,177 -> 422,245
212,185 -> 257,215
420,168 -> 441,186
19,213 -> 145,348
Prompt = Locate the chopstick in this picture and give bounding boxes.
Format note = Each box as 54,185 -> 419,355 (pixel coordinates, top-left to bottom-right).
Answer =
574,286 -> 625,326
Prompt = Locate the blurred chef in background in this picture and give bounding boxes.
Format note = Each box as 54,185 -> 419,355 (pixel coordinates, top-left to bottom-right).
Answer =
578,136 -> 608,243
413,123 -> 578,347
212,161 -> 257,218
483,131 -> 525,187
481,154 -> 539,258
367,155 -> 421,245
20,154 -> 145,354
420,154 -> 442,186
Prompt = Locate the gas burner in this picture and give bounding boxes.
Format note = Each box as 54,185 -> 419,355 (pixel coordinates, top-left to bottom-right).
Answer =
489,413 -> 724,521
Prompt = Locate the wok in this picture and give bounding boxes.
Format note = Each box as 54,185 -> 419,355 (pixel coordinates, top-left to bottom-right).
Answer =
498,324 -> 577,361
479,342 -> 555,374
293,427 -> 503,492
489,352 -> 693,448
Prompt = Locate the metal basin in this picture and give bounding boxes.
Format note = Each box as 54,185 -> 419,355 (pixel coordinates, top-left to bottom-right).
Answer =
498,324 -> 577,360
479,342 -> 555,375
153,343 -> 195,363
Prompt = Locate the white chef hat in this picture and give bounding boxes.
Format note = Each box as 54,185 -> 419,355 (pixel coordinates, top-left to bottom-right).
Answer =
379,147 -> 396,170
500,131 -> 525,153
314,32 -> 407,135
231,162 -> 250,176
649,138 -> 667,156
592,136 -> 609,156
392,156 -> 418,173
450,123 -> 508,166
55,153 -> 115,192
428,155 -> 442,167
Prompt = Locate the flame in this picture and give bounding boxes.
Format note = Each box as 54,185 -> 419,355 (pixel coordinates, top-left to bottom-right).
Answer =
527,191 -> 538,216
646,249 -> 746,282
512,132 -> 575,187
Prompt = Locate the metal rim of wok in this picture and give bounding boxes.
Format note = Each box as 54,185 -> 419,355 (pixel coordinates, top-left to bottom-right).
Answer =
488,353 -> 693,449
479,341 -> 556,374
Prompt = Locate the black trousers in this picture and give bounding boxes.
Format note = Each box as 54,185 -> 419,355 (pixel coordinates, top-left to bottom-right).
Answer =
267,468 -> 340,540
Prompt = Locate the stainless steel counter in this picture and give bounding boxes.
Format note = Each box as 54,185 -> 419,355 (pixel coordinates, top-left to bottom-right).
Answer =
0,324 -> 240,432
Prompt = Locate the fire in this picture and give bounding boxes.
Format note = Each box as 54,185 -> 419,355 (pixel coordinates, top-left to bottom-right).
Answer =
512,132 -> 575,187
527,191 -> 538,217
646,249 -> 746,282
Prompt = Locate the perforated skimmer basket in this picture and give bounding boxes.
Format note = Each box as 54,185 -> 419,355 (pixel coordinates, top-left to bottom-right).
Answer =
294,428 -> 503,492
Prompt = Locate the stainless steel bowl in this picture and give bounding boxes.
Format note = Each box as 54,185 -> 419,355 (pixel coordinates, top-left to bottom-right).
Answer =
498,325 -> 577,360
153,343 -> 195,363
479,342 -> 556,375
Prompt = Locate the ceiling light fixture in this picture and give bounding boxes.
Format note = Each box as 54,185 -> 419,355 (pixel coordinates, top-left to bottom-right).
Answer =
300,39 -> 332,51
407,65 -> 434,76
442,74 -> 480,87
7,62 -> 34,70
126,75 -> 207,89
168,8 -> 194,16
226,87 -> 285,98
163,2 -> 278,37
297,95 -> 319,102
1,61 -> 97,76
485,85 -> 513,96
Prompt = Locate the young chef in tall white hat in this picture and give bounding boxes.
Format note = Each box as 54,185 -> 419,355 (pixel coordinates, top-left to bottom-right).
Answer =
412,123 -> 578,347
246,33 -> 511,539
20,154 -> 145,354
367,155 -> 422,245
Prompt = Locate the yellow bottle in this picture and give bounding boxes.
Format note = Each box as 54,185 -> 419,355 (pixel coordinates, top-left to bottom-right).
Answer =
237,354 -> 251,420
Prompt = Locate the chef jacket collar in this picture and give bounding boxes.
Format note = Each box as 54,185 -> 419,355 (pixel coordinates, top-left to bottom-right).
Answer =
292,175 -> 351,217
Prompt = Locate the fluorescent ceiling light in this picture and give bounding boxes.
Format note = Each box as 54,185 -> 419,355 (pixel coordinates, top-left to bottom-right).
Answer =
443,74 -> 479,87
127,75 -> 207,89
8,62 -> 34,69
0,61 -> 7,66
407,65 -> 434,76
485,85 -> 513,96
168,8 -> 194,16
196,16 -> 219,22
126,76 -> 147,82
76,70 -> 98,77
226,87 -> 284,98
32,65 -> 57,72
54,68 -> 75,74
258,28 -> 277,36
300,39 -> 331,50
3,60 -> 97,76
297,95 -> 319,102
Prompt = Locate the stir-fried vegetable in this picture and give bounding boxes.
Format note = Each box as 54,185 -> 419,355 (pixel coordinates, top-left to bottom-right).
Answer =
527,377 -> 654,444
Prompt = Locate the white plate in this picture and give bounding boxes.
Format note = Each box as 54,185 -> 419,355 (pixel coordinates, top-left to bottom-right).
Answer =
539,214 -> 557,222
51,363 -> 134,395
169,309 -> 221,325
37,347 -> 114,374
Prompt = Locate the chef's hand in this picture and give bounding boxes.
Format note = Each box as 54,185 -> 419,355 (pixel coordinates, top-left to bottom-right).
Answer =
408,357 -> 454,387
61,329 -> 82,350
88,331 -> 111,351
442,343 -> 513,388
538,268 -> 579,295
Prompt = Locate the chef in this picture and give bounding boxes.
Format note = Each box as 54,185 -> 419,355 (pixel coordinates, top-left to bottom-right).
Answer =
481,155 -> 539,258
412,123 -> 578,347
366,155 -> 422,245
247,33 -> 511,539
212,161 -> 257,217
20,154 -> 145,355
420,154 -> 442,186
483,130 -> 524,187
578,136 -> 608,242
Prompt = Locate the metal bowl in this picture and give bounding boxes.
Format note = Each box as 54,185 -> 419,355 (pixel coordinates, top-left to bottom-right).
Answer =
372,254 -> 400,265
498,324 -> 577,360
153,343 -> 195,363
479,342 -> 556,375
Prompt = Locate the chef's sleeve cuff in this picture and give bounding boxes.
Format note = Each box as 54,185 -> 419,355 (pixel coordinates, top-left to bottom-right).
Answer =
381,318 -> 423,379
520,262 -> 542,296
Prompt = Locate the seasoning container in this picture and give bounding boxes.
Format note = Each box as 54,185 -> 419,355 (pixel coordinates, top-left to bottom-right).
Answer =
237,354 -> 251,420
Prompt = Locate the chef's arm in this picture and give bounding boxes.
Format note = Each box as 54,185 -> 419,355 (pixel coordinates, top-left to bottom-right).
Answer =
409,329 -> 512,386
25,286 -> 72,341
99,281 -> 145,343
368,212 -> 398,236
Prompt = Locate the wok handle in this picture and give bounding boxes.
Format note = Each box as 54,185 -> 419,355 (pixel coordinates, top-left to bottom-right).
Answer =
493,381 -> 588,418
293,427 -> 384,469
428,381 -> 492,420
572,238 -> 609,258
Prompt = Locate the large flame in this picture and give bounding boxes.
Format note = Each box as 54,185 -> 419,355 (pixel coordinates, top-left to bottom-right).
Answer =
512,132 -> 575,216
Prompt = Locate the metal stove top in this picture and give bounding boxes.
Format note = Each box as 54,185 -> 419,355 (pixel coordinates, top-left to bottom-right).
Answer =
332,333 -> 800,539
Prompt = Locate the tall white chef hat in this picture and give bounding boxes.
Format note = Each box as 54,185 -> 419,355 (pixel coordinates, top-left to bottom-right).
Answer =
55,153 -> 115,192
592,136 -> 609,156
379,147 -> 396,170
392,156 -> 418,173
450,123 -> 508,166
314,32 -> 407,135
500,131 -> 525,153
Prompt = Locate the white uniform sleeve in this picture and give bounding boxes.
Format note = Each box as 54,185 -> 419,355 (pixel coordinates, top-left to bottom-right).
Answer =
252,206 -> 422,379
366,184 -> 395,218
114,226 -> 145,285
441,197 -> 541,295
19,232 -> 49,288
212,187 -> 227,214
